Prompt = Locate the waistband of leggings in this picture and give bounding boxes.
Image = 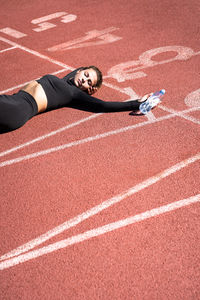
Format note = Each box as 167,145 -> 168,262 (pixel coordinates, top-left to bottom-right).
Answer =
19,90 -> 38,115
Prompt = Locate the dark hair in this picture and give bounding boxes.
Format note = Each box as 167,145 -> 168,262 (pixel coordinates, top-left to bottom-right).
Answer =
81,66 -> 103,88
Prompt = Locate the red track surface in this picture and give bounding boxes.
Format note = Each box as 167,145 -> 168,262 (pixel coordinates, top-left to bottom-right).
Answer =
0,1 -> 200,299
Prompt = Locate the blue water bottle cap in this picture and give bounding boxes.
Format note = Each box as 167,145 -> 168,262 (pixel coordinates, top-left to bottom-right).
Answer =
160,89 -> 166,95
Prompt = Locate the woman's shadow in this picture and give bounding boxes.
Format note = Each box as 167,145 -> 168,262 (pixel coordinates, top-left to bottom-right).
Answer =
129,110 -> 143,116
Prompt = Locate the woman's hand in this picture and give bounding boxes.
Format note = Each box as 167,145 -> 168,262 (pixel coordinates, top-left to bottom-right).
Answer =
138,92 -> 153,103
88,86 -> 98,95
129,92 -> 153,116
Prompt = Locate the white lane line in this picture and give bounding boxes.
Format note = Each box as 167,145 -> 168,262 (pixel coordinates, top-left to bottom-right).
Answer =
0,114 -> 101,158
0,46 -> 17,53
0,107 -> 199,168
0,113 -> 170,167
159,104 -> 200,125
0,193 -> 199,270
145,110 -> 157,121
0,36 -> 74,70
0,68 -> 69,94
1,152 -> 199,262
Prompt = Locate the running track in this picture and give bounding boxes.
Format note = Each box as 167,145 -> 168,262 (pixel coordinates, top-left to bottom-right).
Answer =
0,0 -> 200,299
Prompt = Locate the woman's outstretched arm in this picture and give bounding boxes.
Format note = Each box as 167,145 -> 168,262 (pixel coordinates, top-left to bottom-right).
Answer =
69,89 -> 149,113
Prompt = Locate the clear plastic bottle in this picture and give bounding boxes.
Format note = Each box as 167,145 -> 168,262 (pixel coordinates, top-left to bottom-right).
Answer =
139,89 -> 166,114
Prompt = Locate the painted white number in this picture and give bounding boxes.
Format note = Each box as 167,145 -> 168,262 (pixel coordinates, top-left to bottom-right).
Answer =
184,88 -> 200,108
47,27 -> 122,51
31,12 -> 77,32
107,46 -> 199,82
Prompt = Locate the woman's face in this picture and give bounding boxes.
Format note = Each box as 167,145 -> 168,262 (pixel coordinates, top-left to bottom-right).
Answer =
74,68 -> 98,94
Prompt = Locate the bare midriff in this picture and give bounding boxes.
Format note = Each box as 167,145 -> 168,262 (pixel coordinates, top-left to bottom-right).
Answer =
22,81 -> 48,113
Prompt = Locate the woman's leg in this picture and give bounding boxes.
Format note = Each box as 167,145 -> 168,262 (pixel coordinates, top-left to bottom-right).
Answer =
0,91 -> 38,133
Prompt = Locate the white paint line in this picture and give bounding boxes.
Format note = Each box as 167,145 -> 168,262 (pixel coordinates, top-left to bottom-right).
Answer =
0,46 -> 17,53
145,110 -> 157,121
0,36 -> 74,70
1,152 -> 199,262
0,107 -> 199,168
0,114 -> 100,157
0,113 -> 170,167
0,193 -> 199,270
159,104 -> 200,125
184,88 -> 200,108
123,87 -> 140,99
0,28 -> 27,39
0,68 -> 69,94
31,12 -> 67,24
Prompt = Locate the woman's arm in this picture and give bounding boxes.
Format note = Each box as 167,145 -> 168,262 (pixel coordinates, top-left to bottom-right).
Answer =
69,89 -> 145,113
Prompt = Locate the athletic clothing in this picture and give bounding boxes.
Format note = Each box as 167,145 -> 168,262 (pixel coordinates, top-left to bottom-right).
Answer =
0,68 -> 141,133
36,68 -> 140,113
0,90 -> 38,133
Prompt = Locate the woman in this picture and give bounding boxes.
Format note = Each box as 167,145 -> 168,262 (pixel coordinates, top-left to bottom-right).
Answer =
0,66 -> 150,133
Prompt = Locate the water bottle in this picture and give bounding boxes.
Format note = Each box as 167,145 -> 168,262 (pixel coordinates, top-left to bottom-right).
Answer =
139,89 -> 166,114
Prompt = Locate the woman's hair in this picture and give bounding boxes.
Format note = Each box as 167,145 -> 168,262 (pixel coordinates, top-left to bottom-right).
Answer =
81,66 -> 103,88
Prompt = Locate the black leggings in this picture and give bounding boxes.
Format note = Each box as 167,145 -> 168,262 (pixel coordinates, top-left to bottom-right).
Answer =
0,90 -> 38,133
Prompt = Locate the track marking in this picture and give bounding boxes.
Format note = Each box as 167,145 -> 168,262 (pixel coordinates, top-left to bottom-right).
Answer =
0,193 -> 199,270
0,36 -> 74,70
47,27 -> 122,51
0,28 -> 27,39
0,68 -> 69,94
1,152 -> 199,262
0,114 -> 101,157
107,46 -> 200,82
0,107 -> 199,168
144,110 -> 157,121
0,113 -> 171,167
0,46 -> 17,53
159,104 -> 200,125
184,88 -> 200,108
